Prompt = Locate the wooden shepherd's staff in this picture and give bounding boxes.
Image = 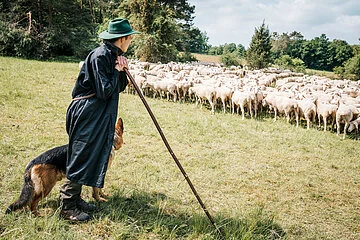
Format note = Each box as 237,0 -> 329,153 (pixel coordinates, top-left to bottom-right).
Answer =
124,68 -> 223,235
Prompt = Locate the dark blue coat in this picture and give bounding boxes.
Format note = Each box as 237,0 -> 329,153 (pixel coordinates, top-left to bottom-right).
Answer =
65,42 -> 128,188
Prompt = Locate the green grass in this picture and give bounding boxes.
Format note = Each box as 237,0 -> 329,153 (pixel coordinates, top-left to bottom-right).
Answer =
1,56 -> 359,239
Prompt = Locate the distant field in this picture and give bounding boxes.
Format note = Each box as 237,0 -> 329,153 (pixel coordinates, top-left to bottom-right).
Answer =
193,53 -> 221,63
1,57 -> 359,239
193,53 -> 341,80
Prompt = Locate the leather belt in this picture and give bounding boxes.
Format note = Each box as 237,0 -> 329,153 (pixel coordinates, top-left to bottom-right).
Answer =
72,93 -> 95,101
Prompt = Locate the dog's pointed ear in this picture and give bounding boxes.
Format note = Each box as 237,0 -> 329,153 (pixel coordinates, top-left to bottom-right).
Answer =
116,117 -> 124,132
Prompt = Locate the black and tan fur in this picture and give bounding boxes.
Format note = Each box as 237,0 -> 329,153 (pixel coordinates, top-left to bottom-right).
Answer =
5,118 -> 124,216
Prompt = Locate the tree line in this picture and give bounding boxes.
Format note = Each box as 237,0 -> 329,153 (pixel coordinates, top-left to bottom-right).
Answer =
0,0 -> 206,62
208,22 -> 360,79
0,1 -> 359,79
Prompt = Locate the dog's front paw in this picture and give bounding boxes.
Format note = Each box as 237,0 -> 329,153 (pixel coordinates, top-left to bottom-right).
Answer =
99,189 -> 109,198
98,197 -> 108,202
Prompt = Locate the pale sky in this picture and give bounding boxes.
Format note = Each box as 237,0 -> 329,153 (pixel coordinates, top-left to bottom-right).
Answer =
187,0 -> 360,48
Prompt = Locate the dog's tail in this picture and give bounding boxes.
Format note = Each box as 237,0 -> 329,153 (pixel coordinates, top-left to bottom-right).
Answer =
5,172 -> 34,214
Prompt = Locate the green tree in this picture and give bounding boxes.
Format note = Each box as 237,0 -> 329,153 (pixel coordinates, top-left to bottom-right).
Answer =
208,45 -> 223,55
271,32 -> 290,58
237,44 -> 245,57
301,34 -> 331,70
344,55 -> 360,80
223,43 -> 237,54
186,27 -> 209,53
329,39 -> 354,69
246,21 -> 272,69
274,54 -> 305,72
286,31 -> 305,59
118,0 -> 178,62
118,0 -> 198,63
0,0 -> 96,59
220,52 -> 241,67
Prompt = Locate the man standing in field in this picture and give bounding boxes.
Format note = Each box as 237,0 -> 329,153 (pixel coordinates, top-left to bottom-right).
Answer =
60,18 -> 139,222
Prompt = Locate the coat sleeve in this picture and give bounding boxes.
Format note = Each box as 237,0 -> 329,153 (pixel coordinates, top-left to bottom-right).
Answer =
92,54 -> 119,100
118,71 -> 129,93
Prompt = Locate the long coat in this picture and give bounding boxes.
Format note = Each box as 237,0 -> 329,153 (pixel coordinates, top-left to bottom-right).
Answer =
66,42 -> 128,188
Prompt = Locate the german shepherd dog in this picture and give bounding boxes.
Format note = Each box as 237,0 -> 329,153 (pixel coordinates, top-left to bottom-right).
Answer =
5,118 -> 124,216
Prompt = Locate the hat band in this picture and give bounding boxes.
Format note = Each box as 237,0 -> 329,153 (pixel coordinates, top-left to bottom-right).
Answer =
108,30 -> 132,34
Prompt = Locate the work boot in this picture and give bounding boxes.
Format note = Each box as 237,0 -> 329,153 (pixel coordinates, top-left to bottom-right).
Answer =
77,198 -> 97,212
60,208 -> 90,222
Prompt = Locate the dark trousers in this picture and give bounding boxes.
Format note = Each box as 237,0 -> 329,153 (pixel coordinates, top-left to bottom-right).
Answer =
60,178 -> 82,210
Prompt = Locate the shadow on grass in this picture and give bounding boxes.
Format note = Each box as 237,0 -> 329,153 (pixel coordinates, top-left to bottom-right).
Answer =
92,189 -> 286,239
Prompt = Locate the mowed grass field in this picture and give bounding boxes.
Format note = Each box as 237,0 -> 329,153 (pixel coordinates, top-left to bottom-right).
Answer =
0,56 -> 359,239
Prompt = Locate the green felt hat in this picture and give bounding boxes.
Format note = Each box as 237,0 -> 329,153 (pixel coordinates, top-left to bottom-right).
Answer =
99,18 -> 140,40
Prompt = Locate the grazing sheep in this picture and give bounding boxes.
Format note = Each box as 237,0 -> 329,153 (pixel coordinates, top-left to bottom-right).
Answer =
153,80 -> 178,102
215,86 -> 233,113
263,94 -> 299,127
336,103 -> 359,139
348,117 -> 360,133
122,60 -> 360,139
231,90 -> 253,120
188,85 -> 216,114
251,87 -> 263,118
297,98 -> 317,129
315,100 -> 338,132
176,79 -> 193,103
128,70 -> 146,95
142,80 -> 158,98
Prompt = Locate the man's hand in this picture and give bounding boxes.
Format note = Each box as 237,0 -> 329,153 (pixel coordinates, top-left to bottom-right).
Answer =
115,56 -> 129,71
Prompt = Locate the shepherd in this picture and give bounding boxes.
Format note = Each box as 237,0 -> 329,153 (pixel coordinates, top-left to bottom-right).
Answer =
59,18 -> 139,222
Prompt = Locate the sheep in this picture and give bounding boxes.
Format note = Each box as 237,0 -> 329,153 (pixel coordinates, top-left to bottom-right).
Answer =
263,93 -> 299,127
128,70 -> 146,95
142,80 -> 158,98
348,117 -> 360,133
153,80 -> 178,102
215,86 -> 233,113
123,60 -> 360,139
251,87 -> 264,118
297,98 -> 317,129
188,85 -> 216,114
336,103 -> 360,139
231,90 -> 253,120
176,79 -> 193,103
315,100 -> 338,132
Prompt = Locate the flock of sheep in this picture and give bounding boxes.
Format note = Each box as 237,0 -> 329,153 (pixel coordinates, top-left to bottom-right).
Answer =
125,60 -> 360,139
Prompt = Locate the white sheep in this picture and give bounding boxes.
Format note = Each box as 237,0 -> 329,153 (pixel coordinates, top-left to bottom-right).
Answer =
297,98 -> 317,129
336,102 -> 359,139
315,100 -> 338,132
215,86 -> 233,113
153,80 -> 178,102
231,90 -> 253,120
176,79 -> 193,103
263,93 -> 299,127
188,85 -> 216,114
348,117 -> 360,133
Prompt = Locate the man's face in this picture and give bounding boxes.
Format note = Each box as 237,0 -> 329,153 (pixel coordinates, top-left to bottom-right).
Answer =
115,35 -> 133,52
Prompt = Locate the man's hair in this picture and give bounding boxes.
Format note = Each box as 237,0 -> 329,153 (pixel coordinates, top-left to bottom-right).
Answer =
105,38 -> 120,43
105,35 -> 131,43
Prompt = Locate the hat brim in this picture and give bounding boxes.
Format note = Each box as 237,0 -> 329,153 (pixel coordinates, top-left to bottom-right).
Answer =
99,30 -> 140,40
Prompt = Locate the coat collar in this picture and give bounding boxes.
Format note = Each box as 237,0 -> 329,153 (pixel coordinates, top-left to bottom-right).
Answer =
104,41 -> 124,56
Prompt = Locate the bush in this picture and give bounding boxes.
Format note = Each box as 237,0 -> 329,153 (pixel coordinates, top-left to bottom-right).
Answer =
344,55 -> 360,80
274,54 -> 305,72
177,51 -> 197,63
220,52 -> 241,67
0,22 -> 50,59
333,66 -> 345,78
